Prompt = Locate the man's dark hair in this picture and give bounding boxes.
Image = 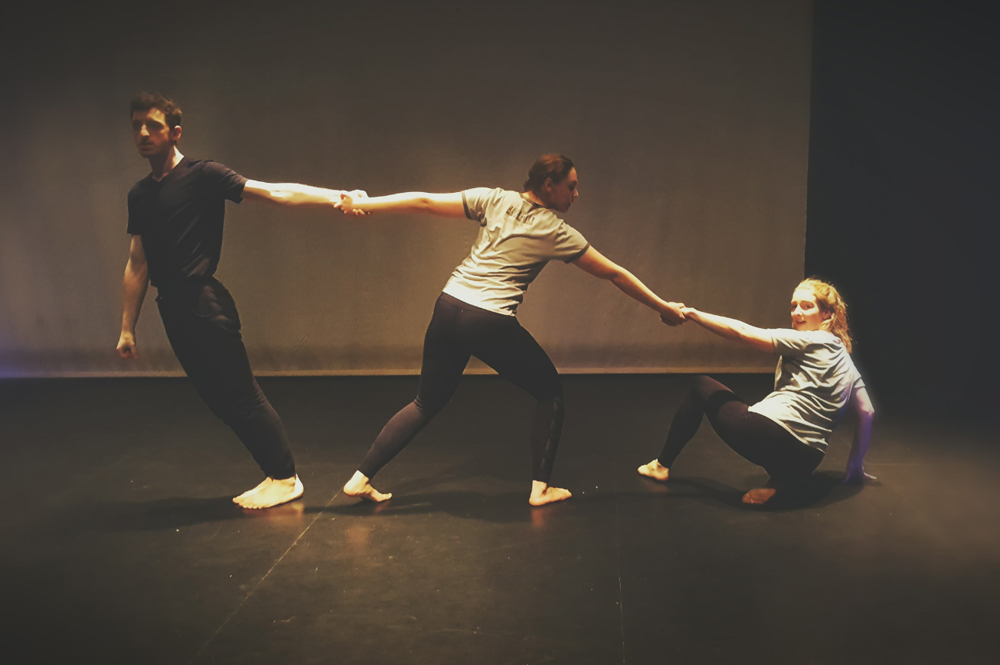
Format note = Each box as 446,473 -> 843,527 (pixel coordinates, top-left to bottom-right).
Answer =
130,92 -> 182,129
523,154 -> 575,192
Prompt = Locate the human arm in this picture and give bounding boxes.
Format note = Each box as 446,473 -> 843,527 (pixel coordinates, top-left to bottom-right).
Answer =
117,235 -> 149,359
242,180 -> 368,213
570,247 -> 685,324
678,306 -> 775,352
338,191 -> 467,218
844,386 -> 877,484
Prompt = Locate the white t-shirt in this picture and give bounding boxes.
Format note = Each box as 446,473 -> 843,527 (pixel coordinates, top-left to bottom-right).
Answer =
747,329 -> 865,452
441,187 -> 590,315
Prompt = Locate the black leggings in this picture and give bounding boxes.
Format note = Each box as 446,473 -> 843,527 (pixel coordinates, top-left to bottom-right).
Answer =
157,279 -> 296,480
658,375 -> 823,486
358,293 -> 564,483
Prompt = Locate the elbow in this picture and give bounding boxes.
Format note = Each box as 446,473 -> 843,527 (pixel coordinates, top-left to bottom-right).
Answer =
413,196 -> 435,213
126,258 -> 147,277
606,267 -> 627,283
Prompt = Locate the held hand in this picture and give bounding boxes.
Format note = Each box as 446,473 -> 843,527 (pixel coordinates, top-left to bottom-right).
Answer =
843,461 -> 876,485
117,331 -> 137,360
680,306 -> 700,321
660,302 -> 686,326
337,190 -> 369,217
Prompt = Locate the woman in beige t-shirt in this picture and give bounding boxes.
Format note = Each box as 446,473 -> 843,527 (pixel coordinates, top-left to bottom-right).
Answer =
337,154 -> 686,506
639,279 -> 876,506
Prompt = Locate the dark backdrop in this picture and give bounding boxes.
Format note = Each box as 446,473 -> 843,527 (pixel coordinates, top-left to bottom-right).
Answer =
0,0 -> 813,377
806,0 -> 1000,412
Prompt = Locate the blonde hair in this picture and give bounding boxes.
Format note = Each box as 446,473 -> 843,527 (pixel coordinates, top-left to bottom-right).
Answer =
797,278 -> 853,353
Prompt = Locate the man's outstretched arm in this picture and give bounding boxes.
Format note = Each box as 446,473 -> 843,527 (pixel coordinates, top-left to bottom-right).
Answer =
118,235 -> 149,359
242,180 -> 365,209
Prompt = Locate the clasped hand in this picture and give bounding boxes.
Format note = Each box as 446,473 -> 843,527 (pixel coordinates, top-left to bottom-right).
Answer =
335,190 -> 369,216
660,303 -> 688,326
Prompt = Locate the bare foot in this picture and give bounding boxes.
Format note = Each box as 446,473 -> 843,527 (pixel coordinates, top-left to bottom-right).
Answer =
233,478 -> 268,502
529,480 -> 572,506
637,459 -> 670,481
343,471 -> 392,503
235,476 -> 304,509
742,487 -> 778,505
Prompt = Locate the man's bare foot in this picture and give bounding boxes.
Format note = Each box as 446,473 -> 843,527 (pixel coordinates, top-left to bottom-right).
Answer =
637,459 -> 670,481
343,471 -> 392,503
742,487 -> 778,505
529,480 -> 572,506
233,479 -> 267,502
234,475 -> 304,509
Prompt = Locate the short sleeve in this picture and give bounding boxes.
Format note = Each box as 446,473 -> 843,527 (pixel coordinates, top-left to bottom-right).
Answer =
461,187 -> 496,225
553,222 -> 590,263
853,374 -> 866,391
126,186 -> 143,235
767,329 -> 836,356
202,161 -> 248,203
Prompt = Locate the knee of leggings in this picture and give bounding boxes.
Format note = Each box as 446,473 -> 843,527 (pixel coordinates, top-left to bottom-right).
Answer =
413,395 -> 447,418
691,374 -> 715,394
210,393 -> 268,424
538,384 -> 564,413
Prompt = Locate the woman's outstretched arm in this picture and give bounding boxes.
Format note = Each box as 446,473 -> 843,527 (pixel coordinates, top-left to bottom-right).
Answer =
338,191 -> 467,218
844,386 -> 877,484
571,247 -> 685,324
679,306 -> 774,352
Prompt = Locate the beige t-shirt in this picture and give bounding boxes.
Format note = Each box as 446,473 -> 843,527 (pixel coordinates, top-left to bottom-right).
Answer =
748,329 -> 865,452
441,187 -> 590,315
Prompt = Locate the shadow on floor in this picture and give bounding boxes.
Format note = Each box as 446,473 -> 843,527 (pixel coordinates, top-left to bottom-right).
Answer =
59,471 -> 871,534
643,470 -> 869,511
55,495 -> 307,533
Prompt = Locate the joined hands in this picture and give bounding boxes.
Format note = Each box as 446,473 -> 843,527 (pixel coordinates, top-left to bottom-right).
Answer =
336,190 -> 369,216
660,302 -> 689,326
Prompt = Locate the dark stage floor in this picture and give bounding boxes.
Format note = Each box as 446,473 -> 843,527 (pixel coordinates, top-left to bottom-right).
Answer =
1,375 -> 998,664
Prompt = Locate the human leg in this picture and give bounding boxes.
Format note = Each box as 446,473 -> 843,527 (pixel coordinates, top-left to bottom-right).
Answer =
158,283 -> 301,508
701,392 -> 824,504
638,375 -> 739,480
346,296 -> 471,501
468,314 -> 570,505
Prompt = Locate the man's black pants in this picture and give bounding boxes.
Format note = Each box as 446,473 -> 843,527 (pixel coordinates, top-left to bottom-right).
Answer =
156,278 -> 296,480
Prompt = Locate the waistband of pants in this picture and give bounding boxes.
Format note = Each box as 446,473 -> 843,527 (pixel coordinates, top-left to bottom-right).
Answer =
437,292 -> 515,318
155,276 -> 222,302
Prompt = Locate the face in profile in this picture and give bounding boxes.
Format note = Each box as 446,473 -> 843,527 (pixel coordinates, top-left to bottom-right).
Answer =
790,287 -> 829,331
544,168 -> 579,213
131,107 -> 180,158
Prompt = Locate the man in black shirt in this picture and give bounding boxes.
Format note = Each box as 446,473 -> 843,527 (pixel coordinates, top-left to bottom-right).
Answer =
118,92 -> 358,509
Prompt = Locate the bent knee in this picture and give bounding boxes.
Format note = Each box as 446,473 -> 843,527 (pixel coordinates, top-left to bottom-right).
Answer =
413,396 -> 448,417
691,375 -> 717,393
535,378 -> 563,406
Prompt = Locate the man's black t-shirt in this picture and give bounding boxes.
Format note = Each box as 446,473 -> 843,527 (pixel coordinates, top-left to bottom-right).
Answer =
127,158 -> 247,289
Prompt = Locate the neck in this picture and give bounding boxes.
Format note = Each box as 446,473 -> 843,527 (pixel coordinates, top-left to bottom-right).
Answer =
148,146 -> 184,180
522,190 -> 546,207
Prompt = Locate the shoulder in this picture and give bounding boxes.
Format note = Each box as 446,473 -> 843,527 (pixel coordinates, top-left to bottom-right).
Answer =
187,159 -> 237,176
463,187 -> 509,216
188,158 -> 222,172
768,328 -> 841,354
806,330 -> 840,345
127,176 -> 153,203
475,187 -> 509,204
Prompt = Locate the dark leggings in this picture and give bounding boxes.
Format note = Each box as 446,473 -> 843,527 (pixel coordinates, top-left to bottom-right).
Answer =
358,293 -> 564,483
659,375 -> 823,486
157,279 -> 296,480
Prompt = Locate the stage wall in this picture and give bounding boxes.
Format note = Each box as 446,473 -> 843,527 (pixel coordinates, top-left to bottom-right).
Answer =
0,0 -> 813,376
